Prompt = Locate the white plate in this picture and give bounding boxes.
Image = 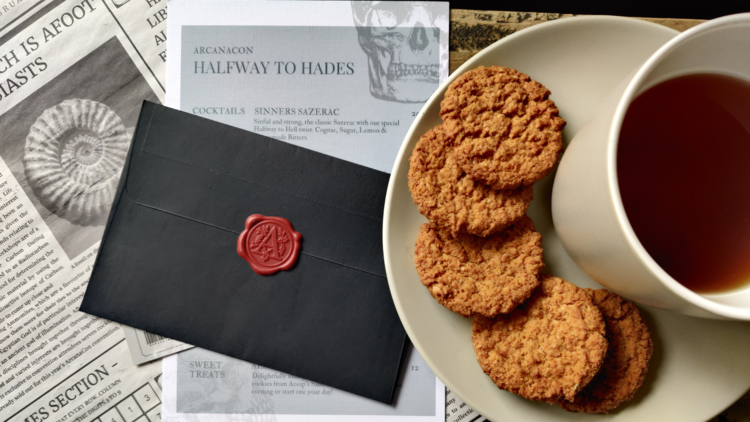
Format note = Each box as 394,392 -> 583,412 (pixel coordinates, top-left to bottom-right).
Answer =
383,16 -> 750,421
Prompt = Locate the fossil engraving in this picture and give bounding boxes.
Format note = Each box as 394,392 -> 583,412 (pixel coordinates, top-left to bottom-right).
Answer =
23,99 -> 130,226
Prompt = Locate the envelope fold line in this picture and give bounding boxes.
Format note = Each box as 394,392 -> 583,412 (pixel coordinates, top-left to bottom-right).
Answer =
296,251 -> 385,279
128,192 -> 387,279
127,191 -> 240,234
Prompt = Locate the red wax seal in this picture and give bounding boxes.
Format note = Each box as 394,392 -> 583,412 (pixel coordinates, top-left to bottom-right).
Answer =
238,215 -> 302,276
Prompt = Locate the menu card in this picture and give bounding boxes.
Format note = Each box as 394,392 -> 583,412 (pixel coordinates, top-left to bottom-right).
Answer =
160,1 -> 449,421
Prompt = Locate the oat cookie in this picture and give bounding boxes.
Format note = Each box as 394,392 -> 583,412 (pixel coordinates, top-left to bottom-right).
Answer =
472,275 -> 608,402
440,66 -> 565,190
413,216 -> 543,317
558,289 -> 653,414
408,124 -> 533,237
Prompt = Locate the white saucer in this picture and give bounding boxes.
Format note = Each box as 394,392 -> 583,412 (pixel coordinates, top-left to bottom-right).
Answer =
383,16 -> 750,421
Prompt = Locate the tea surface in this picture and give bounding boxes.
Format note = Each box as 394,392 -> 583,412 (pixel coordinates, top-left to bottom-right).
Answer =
618,73 -> 750,294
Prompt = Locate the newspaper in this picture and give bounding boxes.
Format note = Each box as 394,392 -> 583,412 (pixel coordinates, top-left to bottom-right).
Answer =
0,0 -> 46,38
445,389 -> 487,422
0,0 -> 167,420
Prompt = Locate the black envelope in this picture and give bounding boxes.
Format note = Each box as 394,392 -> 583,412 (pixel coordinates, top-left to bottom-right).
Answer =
80,102 -> 407,403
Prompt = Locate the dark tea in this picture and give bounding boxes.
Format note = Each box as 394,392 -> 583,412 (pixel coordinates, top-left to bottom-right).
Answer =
617,73 -> 750,294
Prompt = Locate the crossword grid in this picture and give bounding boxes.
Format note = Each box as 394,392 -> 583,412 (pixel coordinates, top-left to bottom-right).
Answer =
91,383 -> 161,422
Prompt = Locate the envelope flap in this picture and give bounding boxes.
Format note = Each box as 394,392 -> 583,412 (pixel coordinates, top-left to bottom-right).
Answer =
124,102 -> 388,277
137,103 -> 388,221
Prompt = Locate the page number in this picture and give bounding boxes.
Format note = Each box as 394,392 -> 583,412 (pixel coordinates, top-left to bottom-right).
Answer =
411,112 -> 418,116
411,365 -> 419,371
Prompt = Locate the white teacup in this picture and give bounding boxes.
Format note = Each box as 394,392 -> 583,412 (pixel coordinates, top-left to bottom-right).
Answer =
551,13 -> 750,320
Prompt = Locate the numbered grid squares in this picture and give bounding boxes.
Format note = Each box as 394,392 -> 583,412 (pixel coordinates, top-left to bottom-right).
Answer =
117,396 -> 143,422
133,384 -> 160,412
100,407 -> 126,422
91,382 -> 162,422
146,405 -> 162,422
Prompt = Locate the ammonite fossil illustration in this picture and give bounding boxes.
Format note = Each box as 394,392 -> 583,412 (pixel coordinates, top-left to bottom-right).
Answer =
23,99 -> 130,226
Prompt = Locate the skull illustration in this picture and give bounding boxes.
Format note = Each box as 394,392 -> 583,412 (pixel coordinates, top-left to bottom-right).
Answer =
352,2 -> 448,103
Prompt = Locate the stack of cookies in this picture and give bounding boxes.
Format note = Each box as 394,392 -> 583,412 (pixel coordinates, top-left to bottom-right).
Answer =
409,65 -> 563,317
408,66 -> 652,413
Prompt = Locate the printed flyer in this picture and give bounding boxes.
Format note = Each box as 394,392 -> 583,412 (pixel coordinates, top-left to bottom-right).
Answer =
163,1 -> 448,421
167,0 -> 449,173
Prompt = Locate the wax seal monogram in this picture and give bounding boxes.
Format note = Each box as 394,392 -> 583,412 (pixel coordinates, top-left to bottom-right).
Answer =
238,215 -> 302,276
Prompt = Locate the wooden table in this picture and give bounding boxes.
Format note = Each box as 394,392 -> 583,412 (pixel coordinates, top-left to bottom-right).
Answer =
446,10 -> 749,422
448,10 -> 703,73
